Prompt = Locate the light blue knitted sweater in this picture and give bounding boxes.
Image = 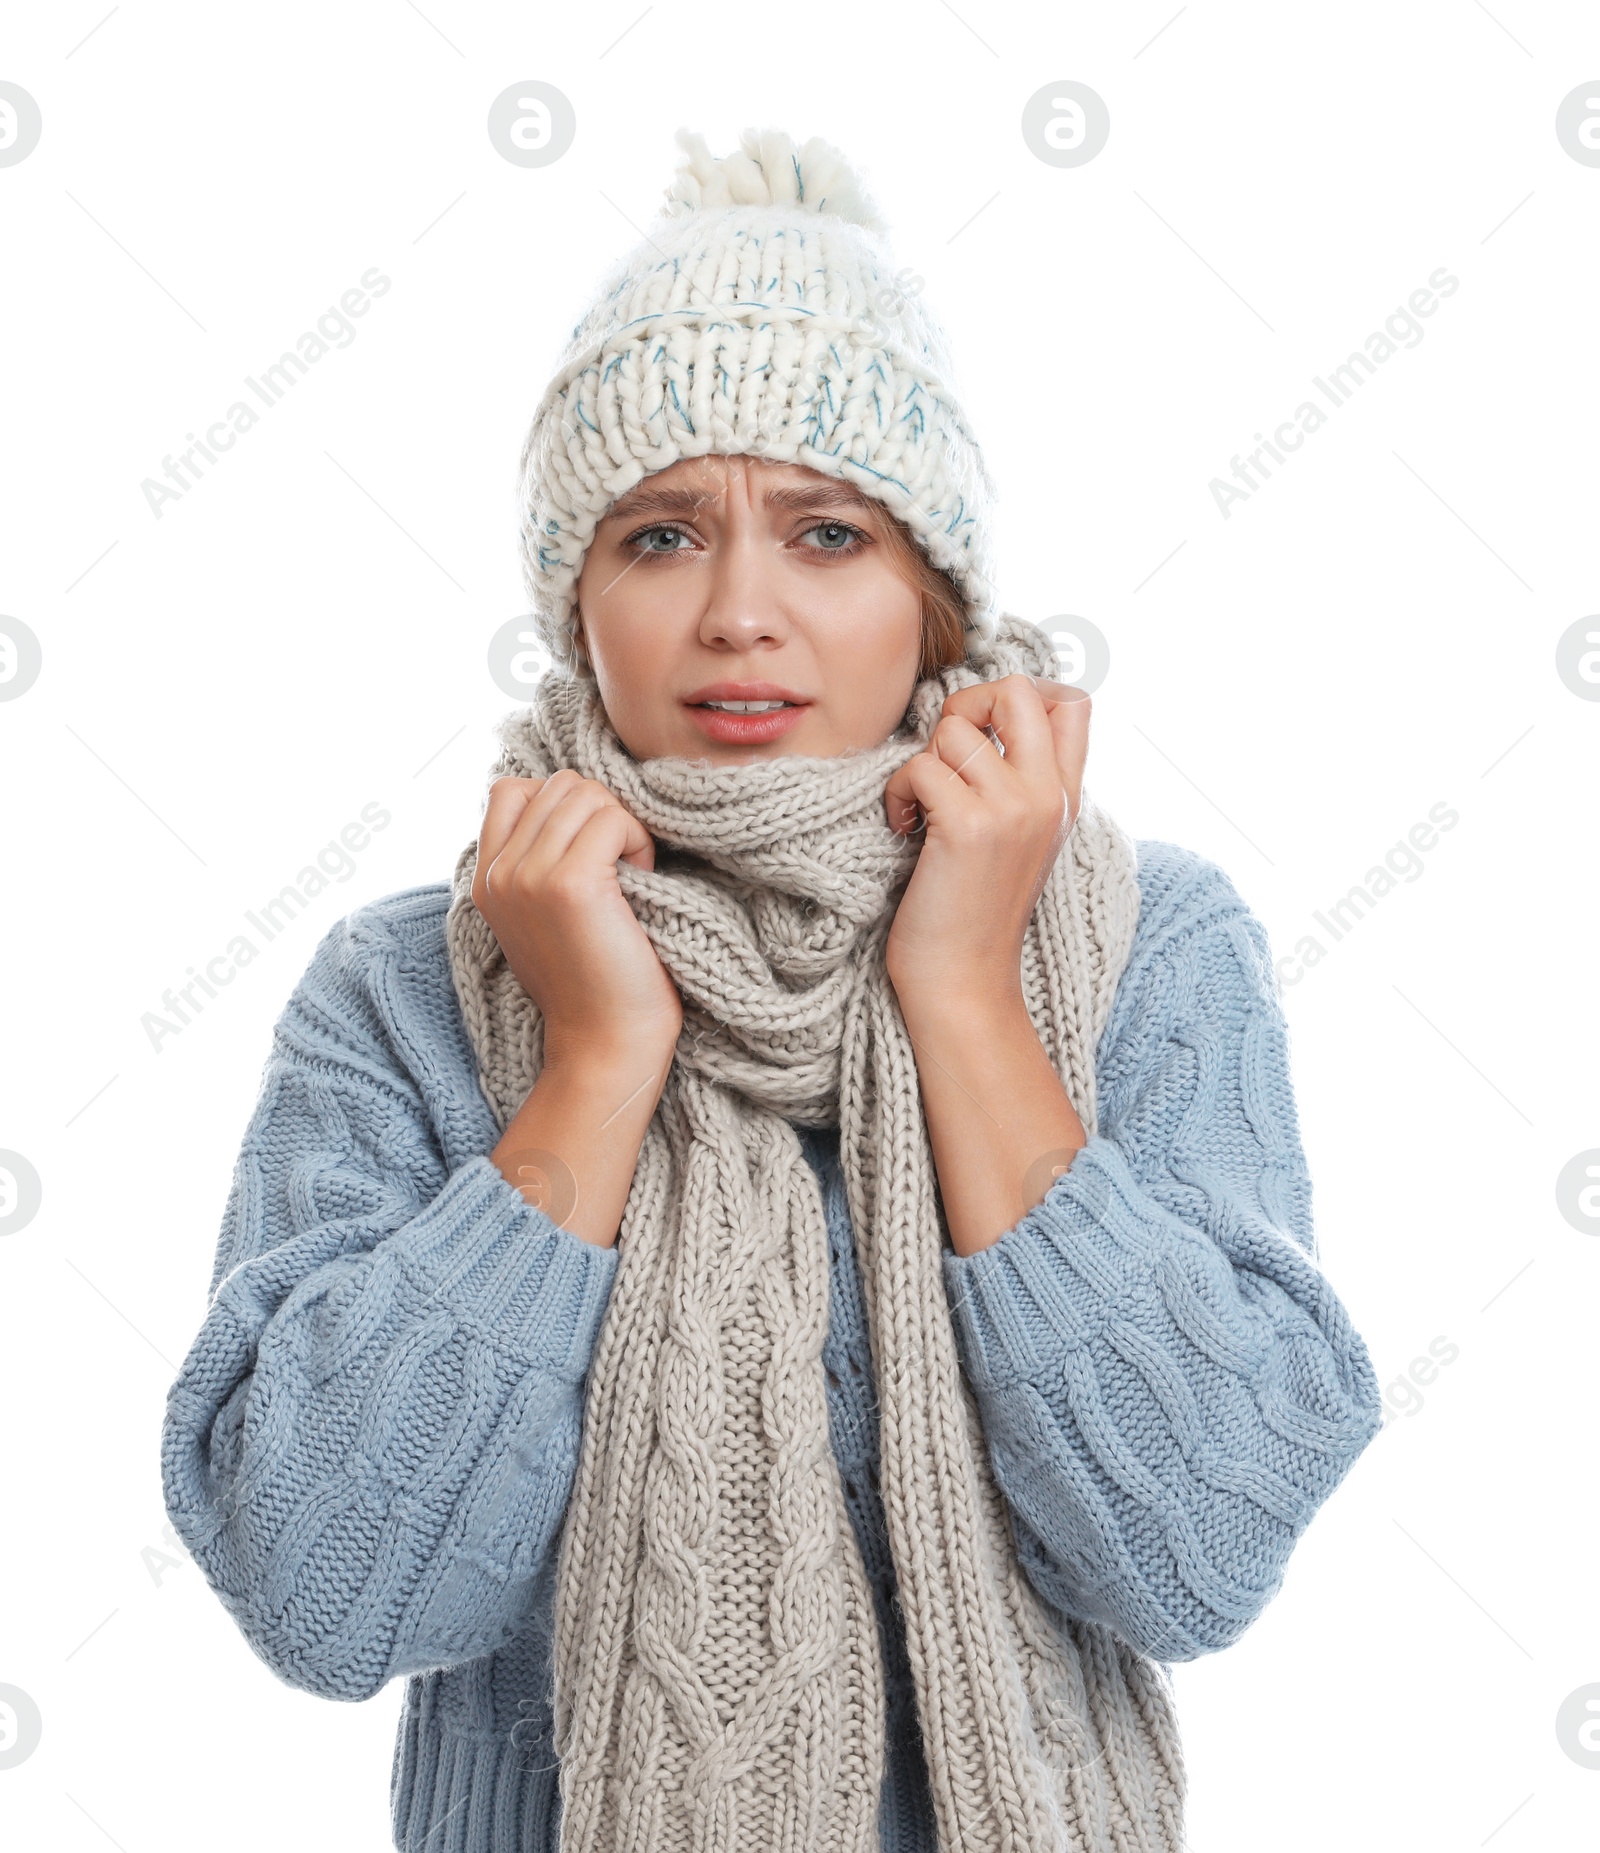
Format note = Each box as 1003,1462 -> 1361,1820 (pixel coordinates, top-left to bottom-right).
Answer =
160,839 -> 1382,1852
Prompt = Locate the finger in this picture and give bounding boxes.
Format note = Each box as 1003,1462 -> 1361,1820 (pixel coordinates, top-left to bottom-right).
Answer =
478,774 -> 548,866
491,777 -> 658,897
938,674 -> 1056,777
884,719 -> 1002,830
945,675 -> 1089,828
1030,675 -> 1088,709
1039,686 -> 1091,827
928,711 -> 1009,795
479,770 -> 579,895
883,744 -> 985,837
883,752 -> 929,837
574,789 -> 656,874
504,779 -> 623,879
883,755 -> 925,834
563,802 -> 660,886
478,770 -> 585,907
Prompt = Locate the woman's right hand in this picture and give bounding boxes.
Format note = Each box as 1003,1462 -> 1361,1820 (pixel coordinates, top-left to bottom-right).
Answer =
472,771 -> 683,1068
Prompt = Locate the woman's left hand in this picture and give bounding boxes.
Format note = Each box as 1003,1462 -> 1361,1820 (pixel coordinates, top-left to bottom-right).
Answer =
883,673 -> 1090,1016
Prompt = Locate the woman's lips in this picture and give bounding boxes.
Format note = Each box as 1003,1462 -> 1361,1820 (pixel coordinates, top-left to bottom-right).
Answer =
683,701 -> 809,745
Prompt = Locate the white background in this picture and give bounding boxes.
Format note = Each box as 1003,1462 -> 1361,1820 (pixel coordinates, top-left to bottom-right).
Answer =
2,2 -> 1597,1849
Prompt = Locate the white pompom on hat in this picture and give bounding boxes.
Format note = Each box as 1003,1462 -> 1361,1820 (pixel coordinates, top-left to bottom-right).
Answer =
517,125 -> 1001,674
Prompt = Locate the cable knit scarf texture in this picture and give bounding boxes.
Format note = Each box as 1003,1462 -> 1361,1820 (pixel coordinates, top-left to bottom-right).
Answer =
444,615 -> 1186,1853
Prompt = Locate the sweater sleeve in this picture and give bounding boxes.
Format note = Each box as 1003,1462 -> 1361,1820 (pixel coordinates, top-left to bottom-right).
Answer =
941,863 -> 1382,1664
159,906 -> 618,1703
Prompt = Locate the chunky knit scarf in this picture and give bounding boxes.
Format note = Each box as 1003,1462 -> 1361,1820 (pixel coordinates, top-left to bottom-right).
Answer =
444,614 -> 1186,1853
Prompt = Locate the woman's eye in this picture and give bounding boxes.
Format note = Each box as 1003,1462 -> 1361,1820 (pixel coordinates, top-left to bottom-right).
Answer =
632,525 -> 691,554
802,521 -> 864,552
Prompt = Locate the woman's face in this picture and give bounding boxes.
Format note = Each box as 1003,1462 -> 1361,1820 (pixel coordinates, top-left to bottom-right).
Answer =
573,455 -> 924,763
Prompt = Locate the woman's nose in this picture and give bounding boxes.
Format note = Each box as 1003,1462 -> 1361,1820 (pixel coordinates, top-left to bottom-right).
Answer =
698,523 -> 789,650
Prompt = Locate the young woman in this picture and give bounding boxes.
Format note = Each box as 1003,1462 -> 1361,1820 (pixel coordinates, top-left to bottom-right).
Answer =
162,129 -> 1383,1853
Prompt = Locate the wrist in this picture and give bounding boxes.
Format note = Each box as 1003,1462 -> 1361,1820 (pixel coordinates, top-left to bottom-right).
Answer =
541,1012 -> 680,1078
891,970 -> 1029,1042
493,1033 -> 676,1251
536,1040 -> 674,1112
524,1023 -> 678,1148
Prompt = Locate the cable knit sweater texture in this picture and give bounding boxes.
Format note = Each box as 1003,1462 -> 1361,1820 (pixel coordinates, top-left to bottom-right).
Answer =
160,837 -> 1382,1853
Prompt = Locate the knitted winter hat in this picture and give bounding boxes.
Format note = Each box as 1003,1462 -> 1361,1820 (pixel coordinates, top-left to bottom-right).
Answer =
517,125 -> 1001,674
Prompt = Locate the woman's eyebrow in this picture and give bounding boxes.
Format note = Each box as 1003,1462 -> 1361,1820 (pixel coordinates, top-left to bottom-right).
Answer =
604,480 -> 877,522
760,484 -> 876,516
604,483 -> 717,521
